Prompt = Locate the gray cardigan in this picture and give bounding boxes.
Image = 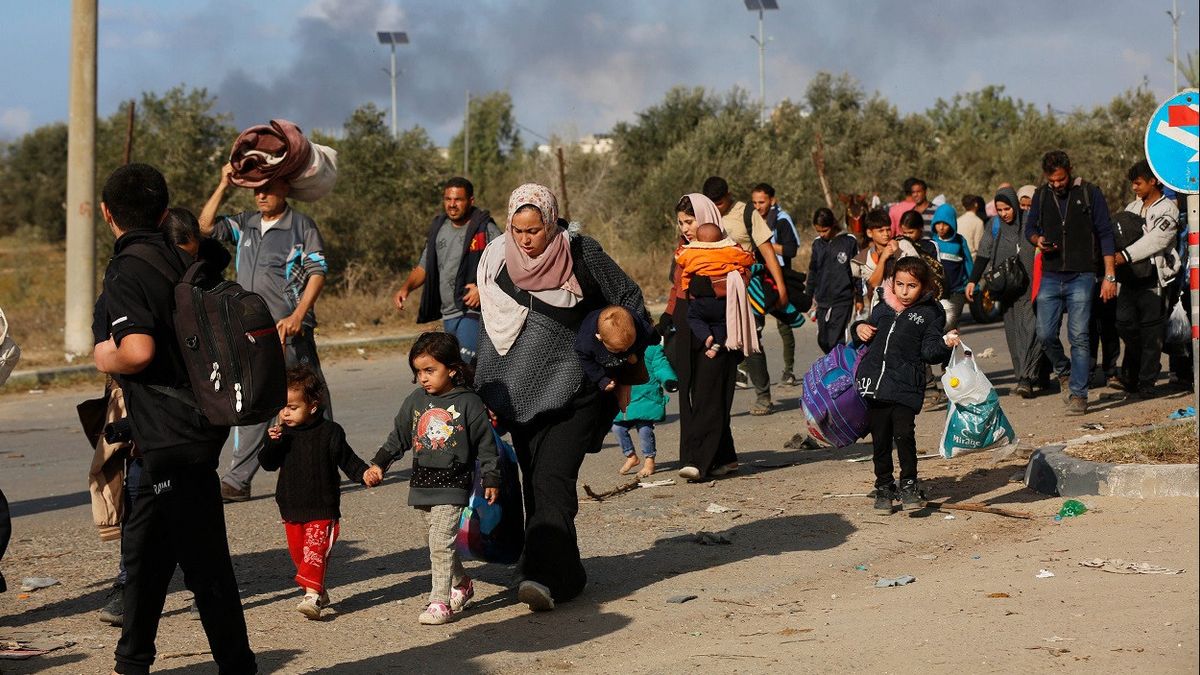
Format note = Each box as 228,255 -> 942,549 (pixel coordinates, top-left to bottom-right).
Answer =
474,234 -> 648,425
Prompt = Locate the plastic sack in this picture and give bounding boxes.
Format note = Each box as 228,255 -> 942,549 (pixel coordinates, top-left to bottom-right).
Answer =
288,142 -> 339,202
940,342 -> 991,406
1165,301 -> 1189,345
0,305 -> 21,387
800,344 -> 869,448
455,430 -> 524,564
939,389 -> 1017,458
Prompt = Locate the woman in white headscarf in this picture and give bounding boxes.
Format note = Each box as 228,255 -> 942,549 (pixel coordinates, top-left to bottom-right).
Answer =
475,183 -> 649,612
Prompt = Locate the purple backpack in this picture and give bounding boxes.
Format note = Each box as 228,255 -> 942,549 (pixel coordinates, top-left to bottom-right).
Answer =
800,344 -> 869,448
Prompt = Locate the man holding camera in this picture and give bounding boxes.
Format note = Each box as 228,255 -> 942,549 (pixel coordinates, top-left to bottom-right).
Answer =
94,164 -> 256,675
1024,150 -> 1117,416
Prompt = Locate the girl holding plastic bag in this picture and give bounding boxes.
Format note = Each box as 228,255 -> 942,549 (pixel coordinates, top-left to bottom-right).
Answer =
852,257 -> 958,514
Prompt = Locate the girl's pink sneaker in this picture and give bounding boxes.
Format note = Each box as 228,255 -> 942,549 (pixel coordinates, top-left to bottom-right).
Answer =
450,579 -> 475,612
418,602 -> 453,625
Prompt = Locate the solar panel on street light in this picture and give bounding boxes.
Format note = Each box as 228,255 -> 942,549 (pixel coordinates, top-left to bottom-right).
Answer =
743,0 -> 778,10
376,31 -> 409,45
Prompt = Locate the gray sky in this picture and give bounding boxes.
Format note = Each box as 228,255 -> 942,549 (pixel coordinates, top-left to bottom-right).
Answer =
1,0 -> 1197,143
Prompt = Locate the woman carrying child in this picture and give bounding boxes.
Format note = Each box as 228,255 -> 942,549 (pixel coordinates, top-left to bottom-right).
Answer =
474,184 -> 649,612
852,257 -> 959,513
364,332 -> 499,625
667,193 -> 758,482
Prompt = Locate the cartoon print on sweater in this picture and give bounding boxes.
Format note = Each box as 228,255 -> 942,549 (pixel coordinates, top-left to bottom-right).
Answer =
412,405 -> 464,453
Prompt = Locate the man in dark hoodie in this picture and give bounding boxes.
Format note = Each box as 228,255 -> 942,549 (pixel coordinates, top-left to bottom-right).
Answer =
94,164 -> 256,675
394,177 -> 502,362
1024,150 -> 1117,416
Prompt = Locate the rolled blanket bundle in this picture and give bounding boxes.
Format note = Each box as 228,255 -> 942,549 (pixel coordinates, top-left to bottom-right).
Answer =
229,119 -> 338,202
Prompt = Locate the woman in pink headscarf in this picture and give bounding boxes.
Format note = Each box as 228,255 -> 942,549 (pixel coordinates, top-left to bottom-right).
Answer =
664,193 -> 749,482
475,183 -> 649,612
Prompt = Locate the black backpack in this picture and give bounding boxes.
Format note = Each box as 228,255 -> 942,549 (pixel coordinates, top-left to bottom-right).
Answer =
120,244 -> 287,426
1111,211 -> 1154,281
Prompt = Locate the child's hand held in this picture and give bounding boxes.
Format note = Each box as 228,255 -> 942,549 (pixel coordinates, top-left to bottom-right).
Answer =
484,487 -> 498,505
856,324 -> 877,341
268,425 -> 282,440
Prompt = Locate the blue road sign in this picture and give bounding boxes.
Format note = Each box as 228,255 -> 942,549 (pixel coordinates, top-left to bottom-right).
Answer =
1145,90 -> 1199,194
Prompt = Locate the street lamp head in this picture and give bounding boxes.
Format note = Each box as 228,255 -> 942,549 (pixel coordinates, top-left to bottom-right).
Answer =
376,31 -> 409,45
743,0 -> 779,10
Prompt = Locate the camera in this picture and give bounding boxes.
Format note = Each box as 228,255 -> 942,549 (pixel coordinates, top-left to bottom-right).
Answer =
104,418 -> 133,445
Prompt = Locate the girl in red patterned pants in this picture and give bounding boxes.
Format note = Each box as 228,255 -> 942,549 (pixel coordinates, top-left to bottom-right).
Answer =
261,367 -> 373,619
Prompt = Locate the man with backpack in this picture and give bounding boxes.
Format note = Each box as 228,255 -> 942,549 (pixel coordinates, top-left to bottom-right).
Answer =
200,162 -> 329,502
703,176 -> 789,416
94,164 -> 257,675
751,183 -> 802,385
1112,160 -> 1181,398
1024,150 -> 1118,415
392,177 -> 501,362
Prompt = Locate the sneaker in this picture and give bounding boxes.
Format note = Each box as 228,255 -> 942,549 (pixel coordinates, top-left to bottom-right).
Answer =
418,601 -> 453,625
449,579 -> 475,612
709,462 -> 739,477
898,479 -> 925,509
1065,395 -> 1088,416
297,594 -> 322,620
735,368 -> 750,390
317,591 -> 330,609
873,485 -> 897,514
517,580 -> 555,612
1058,376 -> 1071,402
780,371 -> 798,387
220,482 -> 251,503
1107,376 -> 1127,391
98,584 -> 123,626
1013,380 -> 1034,399
678,465 -> 701,481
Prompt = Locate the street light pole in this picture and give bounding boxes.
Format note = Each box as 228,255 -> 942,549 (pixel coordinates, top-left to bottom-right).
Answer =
376,31 -> 409,138
744,0 -> 778,126
65,0 -> 96,356
1167,0 -> 1182,93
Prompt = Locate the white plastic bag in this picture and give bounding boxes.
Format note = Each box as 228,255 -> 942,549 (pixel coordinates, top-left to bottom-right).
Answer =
940,390 -> 1017,458
0,305 -> 21,386
1165,301 -> 1189,345
941,342 -> 991,406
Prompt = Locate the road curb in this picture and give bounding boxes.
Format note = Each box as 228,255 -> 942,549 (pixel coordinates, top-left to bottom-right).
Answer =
5,332 -> 422,387
1024,422 -> 1199,498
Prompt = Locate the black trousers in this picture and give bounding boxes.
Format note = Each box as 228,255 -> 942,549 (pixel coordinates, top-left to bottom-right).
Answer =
817,302 -> 853,355
115,465 -> 256,675
0,488 -> 10,593
508,389 -> 615,604
1089,285 -> 1120,374
1115,284 -> 1168,389
672,299 -> 740,476
866,399 -> 918,489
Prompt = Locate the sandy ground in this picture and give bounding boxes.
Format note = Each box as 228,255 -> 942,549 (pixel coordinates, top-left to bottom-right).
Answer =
1,319 -> 1197,674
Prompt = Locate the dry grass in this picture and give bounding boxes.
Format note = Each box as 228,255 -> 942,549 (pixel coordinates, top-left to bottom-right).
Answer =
1067,423 -> 1200,465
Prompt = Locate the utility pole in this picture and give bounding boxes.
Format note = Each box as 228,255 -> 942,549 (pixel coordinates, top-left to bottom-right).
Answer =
464,90 -> 470,177
745,1 -> 778,126
375,31 -> 408,138
122,100 -> 135,165
556,147 -> 570,221
64,0 -> 96,356
1167,0 -> 1182,93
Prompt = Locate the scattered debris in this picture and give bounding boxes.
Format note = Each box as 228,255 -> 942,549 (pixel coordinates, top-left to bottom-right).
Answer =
0,634 -> 74,660
1027,646 -> 1071,657
874,575 -> 916,588
1036,569 -> 1055,579
638,479 -> 675,488
1044,635 -> 1074,643
987,592 -> 1010,598
1056,500 -> 1088,520
1078,559 -> 1184,575
847,453 -> 938,463
943,515 -> 956,520
1079,422 -> 1105,431
1168,406 -> 1195,420
916,554 -> 938,560
705,503 -> 737,514
976,347 -> 995,359
161,650 -> 213,660
667,594 -> 698,604
925,501 -> 1033,519
18,578 -> 59,592
778,627 -> 814,636
582,480 -> 640,501
822,493 -> 870,498
854,564 -> 868,571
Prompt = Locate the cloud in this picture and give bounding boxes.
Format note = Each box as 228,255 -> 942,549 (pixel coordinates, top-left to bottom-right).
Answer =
0,107 -> 33,137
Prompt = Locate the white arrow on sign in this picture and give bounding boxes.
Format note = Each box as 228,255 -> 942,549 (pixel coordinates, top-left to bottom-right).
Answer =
1155,102 -> 1200,163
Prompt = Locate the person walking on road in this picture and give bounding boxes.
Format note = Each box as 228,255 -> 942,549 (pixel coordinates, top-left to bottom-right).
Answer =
393,177 -> 502,362
199,163 -> 331,502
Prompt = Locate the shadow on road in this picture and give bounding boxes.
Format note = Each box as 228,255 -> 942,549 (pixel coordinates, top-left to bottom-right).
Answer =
313,513 -> 856,673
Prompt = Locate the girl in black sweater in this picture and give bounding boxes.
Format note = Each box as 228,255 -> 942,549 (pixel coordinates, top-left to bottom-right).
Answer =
260,366 -> 372,620
852,257 -> 959,513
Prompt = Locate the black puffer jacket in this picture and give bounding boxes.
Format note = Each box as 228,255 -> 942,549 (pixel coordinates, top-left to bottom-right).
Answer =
852,292 -> 952,412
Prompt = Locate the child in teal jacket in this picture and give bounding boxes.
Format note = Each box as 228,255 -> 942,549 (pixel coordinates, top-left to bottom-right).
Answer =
612,341 -> 677,478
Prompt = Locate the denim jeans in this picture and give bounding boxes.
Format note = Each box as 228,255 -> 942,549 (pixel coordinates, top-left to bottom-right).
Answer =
611,421 -> 656,458
443,314 -> 482,362
1036,273 -> 1095,398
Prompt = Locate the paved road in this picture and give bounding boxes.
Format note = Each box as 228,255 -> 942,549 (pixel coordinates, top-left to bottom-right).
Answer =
0,316 -> 1015,523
